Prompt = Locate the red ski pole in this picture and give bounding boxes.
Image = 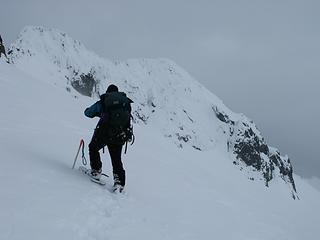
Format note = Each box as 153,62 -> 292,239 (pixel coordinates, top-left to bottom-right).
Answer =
72,139 -> 85,169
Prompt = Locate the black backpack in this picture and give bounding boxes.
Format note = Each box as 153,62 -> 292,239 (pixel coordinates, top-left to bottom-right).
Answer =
101,92 -> 134,146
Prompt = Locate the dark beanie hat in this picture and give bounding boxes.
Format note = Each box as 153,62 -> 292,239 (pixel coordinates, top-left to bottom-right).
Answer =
106,84 -> 119,93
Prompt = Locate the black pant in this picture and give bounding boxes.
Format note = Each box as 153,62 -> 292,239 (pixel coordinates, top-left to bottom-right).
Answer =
89,127 -> 125,186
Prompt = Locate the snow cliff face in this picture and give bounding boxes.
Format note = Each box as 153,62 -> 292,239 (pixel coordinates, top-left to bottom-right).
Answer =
214,107 -> 297,198
8,26 -> 297,198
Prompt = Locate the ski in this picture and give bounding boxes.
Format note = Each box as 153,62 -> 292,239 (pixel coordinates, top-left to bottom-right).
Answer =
78,166 -> 125,193
112,184 -> 125,193
78,166 -> 107,186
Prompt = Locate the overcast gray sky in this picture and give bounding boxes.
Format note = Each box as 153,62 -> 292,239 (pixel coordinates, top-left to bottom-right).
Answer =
1,0 -> 319,179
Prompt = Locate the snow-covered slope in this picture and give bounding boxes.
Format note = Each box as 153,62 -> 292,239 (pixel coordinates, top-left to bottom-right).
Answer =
1,26 -> 319,239
8,26 -> 297,197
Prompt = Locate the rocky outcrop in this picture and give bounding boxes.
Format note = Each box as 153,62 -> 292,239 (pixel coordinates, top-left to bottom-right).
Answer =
213,106 -> 298,199
68,72 -> 97,97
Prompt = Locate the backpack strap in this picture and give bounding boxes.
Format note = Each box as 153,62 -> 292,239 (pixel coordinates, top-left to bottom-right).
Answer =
124,140 -> 128,154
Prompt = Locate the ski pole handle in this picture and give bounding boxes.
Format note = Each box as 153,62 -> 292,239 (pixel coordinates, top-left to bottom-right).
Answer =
72,139 -> 84,169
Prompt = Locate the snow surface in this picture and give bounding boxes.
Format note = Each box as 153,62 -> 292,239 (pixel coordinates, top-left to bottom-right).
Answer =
307,177 -> 320,192
1,27 -> 320,239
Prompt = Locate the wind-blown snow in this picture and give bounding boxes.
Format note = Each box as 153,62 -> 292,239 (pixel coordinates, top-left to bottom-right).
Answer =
1,27 -> 319,239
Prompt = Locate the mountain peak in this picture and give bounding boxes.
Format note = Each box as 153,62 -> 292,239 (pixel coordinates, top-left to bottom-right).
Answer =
8,26 -> 297,198
9,25 -> 101,66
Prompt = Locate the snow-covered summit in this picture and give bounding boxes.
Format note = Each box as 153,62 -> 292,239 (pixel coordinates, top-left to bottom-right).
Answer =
10,26 -> 106,69
8,26 -> 297,198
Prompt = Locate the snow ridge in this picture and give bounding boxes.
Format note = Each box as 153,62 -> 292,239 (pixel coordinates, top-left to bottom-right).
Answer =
8,26 -> 297,197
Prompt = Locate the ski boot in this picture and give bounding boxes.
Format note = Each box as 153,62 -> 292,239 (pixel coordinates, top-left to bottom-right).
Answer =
89,168 -> 102,181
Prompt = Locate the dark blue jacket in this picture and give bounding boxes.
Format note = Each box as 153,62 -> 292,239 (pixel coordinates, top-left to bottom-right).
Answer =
84,93 -> 133,119
84,101 -> 103,118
